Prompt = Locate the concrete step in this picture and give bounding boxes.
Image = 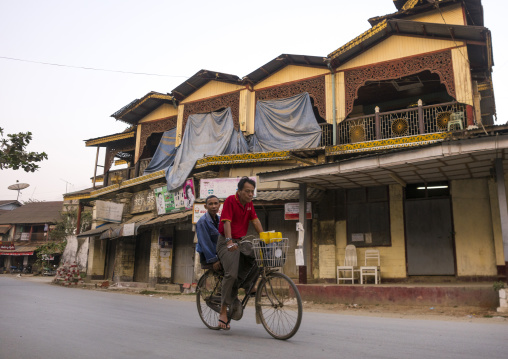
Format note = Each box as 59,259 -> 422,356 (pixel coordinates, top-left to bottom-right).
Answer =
116,282 -> 149,289
155,283 -> 181,293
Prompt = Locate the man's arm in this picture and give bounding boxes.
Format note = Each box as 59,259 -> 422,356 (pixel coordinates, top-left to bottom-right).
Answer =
223,221 -> 238,252
251,218 -> 263,234
196,220 -> 219,264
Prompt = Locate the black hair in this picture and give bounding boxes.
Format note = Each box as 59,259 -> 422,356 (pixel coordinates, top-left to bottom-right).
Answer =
238,176 -> 256,190
185,184 -> 193,195
205,195 -> 219,205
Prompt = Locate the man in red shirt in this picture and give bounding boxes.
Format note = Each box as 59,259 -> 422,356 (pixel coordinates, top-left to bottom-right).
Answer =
216,176 -> 263,330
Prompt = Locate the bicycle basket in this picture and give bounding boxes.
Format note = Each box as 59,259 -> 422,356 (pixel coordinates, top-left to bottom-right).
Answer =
252,238 -> 289,268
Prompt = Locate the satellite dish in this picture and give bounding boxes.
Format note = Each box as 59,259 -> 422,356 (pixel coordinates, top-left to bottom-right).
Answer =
8,183 -> 30,190
8,182 -> 30,200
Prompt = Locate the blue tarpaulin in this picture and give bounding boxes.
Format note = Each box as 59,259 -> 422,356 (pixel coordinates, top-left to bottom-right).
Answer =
165,108 -> 235,191
250,92 -> 321,152
143,127 -> 177,174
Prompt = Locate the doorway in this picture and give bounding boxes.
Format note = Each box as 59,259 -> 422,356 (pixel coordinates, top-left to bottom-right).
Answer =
172,230 -> 195,284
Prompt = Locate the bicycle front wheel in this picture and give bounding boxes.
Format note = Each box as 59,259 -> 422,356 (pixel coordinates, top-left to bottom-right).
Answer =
196,270 -> 222,330
256,272 -> 302,340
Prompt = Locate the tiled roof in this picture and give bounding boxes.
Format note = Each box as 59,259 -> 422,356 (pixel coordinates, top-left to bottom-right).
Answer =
0,202 -> 63,224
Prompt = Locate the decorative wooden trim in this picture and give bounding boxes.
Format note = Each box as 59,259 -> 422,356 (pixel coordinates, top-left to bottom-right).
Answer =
139,116 -> 177,160
255,76 -> 326,120
116,93 -> 174,120
85,132 -> 135,147
90,170 -> 166,197
344,50 -> 456,117
63,194 -> 92,201
195,151 -> 291,168
182,92 -> 240,134
402,0 -> 418,11
326,133 -> 450,156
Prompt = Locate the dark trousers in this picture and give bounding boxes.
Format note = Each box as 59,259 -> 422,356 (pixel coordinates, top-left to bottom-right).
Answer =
216,234 -> 258,307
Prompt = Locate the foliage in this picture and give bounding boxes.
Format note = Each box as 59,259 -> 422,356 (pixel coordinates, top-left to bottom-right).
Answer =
35,241 -> 67,268
0,127 -> 48,172
493,281 -> 506,292
49,208 -> 92,241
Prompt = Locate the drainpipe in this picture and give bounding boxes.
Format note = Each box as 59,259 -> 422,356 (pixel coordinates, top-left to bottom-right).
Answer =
327,61 -> 337,146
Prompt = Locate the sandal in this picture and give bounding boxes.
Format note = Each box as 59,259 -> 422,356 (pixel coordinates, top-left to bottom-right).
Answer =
219,319 -> 230,331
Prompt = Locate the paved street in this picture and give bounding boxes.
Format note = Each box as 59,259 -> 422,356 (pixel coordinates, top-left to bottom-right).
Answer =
1,276 -> 507,359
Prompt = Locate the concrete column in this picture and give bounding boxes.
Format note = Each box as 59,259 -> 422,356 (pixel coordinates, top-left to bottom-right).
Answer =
148,227 -> 160,288
495,159 -> 508,278
298,183 -> 307,283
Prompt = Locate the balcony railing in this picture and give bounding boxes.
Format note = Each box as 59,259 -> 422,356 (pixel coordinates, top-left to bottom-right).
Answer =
337,102 -> 469,145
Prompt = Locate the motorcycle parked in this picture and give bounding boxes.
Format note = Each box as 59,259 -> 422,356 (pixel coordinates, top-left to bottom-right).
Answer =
43,265 -> 57,276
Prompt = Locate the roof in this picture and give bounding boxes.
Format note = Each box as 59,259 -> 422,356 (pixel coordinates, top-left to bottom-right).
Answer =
84,129 -> 136,147
373,1 -> 483,27
243,54 -> 328,85
171,70 -> 241,101
258,133 -> 508,190
141,210 -> 193,227
0,202 -> 63,225
0,241 -> 63,255
0,200 -> 21,207
254,188 -> 324,203
328,19 -> 491,68
111,91 -> 175,125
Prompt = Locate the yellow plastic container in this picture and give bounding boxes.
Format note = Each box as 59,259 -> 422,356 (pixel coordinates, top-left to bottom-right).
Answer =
259,232 -> 270,243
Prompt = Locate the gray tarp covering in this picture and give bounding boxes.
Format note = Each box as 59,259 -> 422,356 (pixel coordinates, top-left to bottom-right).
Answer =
143,127 -> 177,174
250,92 -> 321,152
225,129 -> 249,154
165,108 -> 234,190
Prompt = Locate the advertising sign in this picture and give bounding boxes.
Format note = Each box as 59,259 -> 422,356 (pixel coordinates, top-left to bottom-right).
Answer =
284,202 -> 312,220
192,203 -> 223,224
154,178 -> 195,215
199,177 -> 257,199
96,200 -> 124,223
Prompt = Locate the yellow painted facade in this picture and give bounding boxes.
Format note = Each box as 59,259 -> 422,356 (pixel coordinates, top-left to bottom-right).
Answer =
181,80 -> 245,104
488,179 -> 507,267
451,46 -> 474,105
239,89 -> 256,134
324,73 -> 334,124
406,3 -> 465,25
337,35 -> 462,72
138,104 -> 178,123
175,104 -> 185,147
451,179 -> 497,276
253,65 -> 328,90
319,244 -> 337,278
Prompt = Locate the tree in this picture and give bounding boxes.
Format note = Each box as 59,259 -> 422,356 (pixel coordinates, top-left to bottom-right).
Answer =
0,127 -> 48,172
49,208 -> 92,241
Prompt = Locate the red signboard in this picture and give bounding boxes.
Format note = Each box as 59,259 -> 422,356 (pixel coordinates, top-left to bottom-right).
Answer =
1,251 -> 34,256
0,243 -> 15,250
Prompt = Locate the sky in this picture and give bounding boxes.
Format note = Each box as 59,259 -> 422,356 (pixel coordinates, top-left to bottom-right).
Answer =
1,0 -> 506,202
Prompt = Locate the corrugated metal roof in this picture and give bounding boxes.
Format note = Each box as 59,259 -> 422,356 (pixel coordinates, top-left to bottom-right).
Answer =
77,223 -> 117,238
0,202 -> 63,225
254,188 -> 324,202
111,92 -> 175,125
141,210 -> 193,227
171,70 -> 241,101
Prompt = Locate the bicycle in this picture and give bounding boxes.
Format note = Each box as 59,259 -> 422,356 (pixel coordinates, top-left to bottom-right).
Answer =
196,237 -> 303,340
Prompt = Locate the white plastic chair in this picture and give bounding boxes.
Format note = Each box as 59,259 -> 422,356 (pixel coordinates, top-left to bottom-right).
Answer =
360,249 -> 381,284
448,112 -> 464,131
337,244 -> 359,284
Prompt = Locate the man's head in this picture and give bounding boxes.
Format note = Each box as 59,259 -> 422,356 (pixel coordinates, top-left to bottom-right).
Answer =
237,176 -> 256,204
204,195 -> 220,216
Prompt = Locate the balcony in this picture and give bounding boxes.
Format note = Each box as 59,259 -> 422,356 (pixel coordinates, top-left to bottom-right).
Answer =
337,102 -> 469,145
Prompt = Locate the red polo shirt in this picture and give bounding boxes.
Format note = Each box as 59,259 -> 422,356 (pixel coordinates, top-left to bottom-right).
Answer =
219,192 -> 258,239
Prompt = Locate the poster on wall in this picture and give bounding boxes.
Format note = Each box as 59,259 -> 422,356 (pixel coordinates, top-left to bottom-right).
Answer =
199,177 -> 257,199
193,203 -> 223,224
154,178 -> 195,215
284,202 -> 312,220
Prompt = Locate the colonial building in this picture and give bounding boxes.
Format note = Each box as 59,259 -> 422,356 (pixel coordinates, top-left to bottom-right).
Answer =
74,0 -> 505,288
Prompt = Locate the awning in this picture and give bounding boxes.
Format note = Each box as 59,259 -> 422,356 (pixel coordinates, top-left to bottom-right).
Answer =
0,225 -> 12,234
140,210 -> 193,228
99,213 -> 154,240
0,244 -> 39,256
77,223 -> 118,238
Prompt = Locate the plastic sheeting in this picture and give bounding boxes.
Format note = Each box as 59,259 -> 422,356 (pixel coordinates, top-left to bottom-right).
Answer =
165,108 -> 234,191
250,92 -> 321,152
224,129 -> 249,154
143,127 -> 177,174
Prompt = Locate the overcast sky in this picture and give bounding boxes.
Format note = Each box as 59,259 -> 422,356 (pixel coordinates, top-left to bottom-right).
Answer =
1,0 -> 506,202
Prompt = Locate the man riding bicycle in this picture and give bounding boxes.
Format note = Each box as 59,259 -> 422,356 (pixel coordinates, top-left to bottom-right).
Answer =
216,177 -> 264,330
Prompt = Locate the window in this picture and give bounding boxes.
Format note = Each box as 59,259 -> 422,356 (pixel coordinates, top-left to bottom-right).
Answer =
406,181 -> 450,199
346,186 -> 391,247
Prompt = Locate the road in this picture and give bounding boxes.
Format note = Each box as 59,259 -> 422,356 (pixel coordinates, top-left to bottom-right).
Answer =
1,276 -> 507,359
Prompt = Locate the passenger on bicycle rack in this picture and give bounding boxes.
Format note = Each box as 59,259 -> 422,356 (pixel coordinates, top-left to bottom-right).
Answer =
196,195 -> 222,272
216,177 -> 264,330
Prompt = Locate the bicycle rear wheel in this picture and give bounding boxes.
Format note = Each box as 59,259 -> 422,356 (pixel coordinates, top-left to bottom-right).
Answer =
196,270 -> 222,330
256,272 -> 302,340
